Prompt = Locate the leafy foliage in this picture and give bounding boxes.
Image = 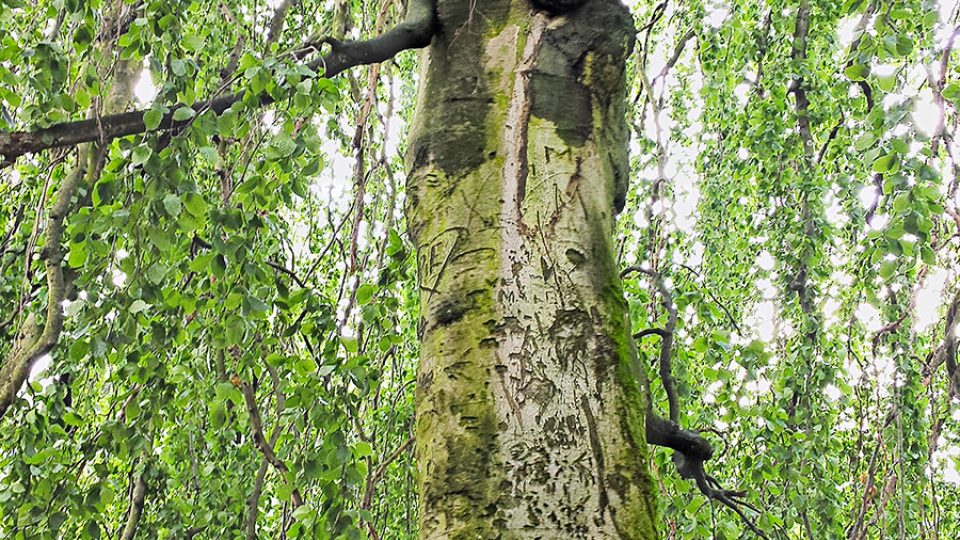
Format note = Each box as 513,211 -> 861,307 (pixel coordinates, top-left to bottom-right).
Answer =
0,0 -> 957,539
623,0 -> 960,537
1,1 -> 418,538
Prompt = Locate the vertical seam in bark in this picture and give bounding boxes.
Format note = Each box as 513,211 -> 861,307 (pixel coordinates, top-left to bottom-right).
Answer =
496,365 -> 522,420
502,13 -> 547,219
580,394 -> 613,529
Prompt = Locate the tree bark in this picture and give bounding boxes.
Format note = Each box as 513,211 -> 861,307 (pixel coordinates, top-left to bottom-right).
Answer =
406,1 -> 656,537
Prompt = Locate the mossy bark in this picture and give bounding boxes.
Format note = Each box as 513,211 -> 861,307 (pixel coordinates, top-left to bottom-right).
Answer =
406,1 -> 657,538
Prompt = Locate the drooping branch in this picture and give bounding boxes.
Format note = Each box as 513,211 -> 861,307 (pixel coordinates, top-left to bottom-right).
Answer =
0,161 -> 85,419
245,362 -> 286,539
0,37 -> 139,421
623,265 -> 679,423
0,0 -> 437,162
246,461 -> 271,540
646,414 -> 770,539
924,290 -> 960,393
361,436 -> 415,511
624,265 -> 770,537
119,458 -> 149,540
266,0 -> 300,45
98,1 -> 144,44
790,0 -> 813,157
654,28 -> 697,81
240,377 -> 302,508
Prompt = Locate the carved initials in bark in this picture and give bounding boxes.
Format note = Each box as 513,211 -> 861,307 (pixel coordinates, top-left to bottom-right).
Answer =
407,1 -> 656,537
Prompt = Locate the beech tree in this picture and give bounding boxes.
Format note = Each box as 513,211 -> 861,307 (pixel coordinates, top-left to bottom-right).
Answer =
1,0 -> 959,539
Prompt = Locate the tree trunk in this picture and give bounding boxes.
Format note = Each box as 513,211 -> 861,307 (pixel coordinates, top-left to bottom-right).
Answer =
406,1 -> 657,537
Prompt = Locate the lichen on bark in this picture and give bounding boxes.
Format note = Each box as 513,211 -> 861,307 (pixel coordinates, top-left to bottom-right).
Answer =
407,1 -> 656,537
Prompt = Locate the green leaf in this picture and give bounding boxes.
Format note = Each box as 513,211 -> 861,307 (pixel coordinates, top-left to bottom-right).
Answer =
340,335 -> 359,353
356,284 -> 377,305
143,108 -> 163,130
892,193 -> 910,212
131,145 -> 152,166
877,73 -> 897,93
146,262 -> 167,285
172,106 -> 196,122
48,512 -> 67,530
277,482 -> 294,501
68,243 -> 87,268
63,411 -> 84,427
129,300 -> 150,314
879,260 -> 896,279
210,402 -> 227,429
872,153 -> 898,173
895,34 -> 913,56
126,399 -> 141,420
182,33 -> 205,51
294,356 -> 318,377
843,0 -> 866,15
171,58 -> 186,77
243,295 -> 270,315
266,133 -> 297,160
239,52 -> 259,70
354,442 -> 373,458
211,255 -> 227,278
163,193 -> 182,217
148,228 -> 173,251
198,146 -> 219,165
189,253 -> 213,272
184,192 -> 207,218
853,133 -> 876,151
844,63 -> 869,81
943,83 -> 960,103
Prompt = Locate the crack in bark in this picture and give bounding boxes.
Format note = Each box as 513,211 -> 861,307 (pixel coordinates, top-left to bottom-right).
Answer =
579,394 -> 612,527
502,13 -> 547,217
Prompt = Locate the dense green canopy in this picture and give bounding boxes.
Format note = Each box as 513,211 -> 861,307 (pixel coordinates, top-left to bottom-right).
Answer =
0,0 -> 957,538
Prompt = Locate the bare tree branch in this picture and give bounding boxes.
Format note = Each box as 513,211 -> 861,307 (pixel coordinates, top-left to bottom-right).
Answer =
266,0 -> 300,46
0,37 -> 140,420
245,361 -> 286,539
646,414 -> 770,539
624,262 -> 770,536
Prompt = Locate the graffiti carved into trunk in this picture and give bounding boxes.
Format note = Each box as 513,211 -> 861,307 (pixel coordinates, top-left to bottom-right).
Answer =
407,1 -> 656,537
